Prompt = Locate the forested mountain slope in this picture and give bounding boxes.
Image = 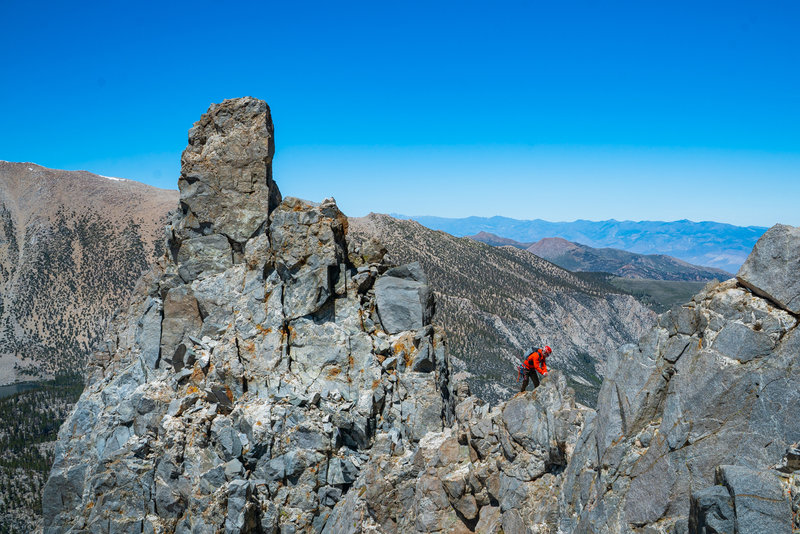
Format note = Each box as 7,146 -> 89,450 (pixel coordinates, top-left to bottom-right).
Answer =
0,162 -> 177,384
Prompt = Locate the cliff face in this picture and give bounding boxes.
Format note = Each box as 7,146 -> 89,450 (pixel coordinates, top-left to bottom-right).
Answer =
558,223 -> 800,533
43,98 -> 454,533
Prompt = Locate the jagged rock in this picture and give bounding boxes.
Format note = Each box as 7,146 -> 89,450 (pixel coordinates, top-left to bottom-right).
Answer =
43,98 -> 800,534
689,485 -> 735,534
737,223 -> 800,314
176,96 -> 281,244
42,98 -> 455,534
716,465 -> 792,534
323,372 -> 588,533
557,224 -> 800,533
270,196 -> 348,319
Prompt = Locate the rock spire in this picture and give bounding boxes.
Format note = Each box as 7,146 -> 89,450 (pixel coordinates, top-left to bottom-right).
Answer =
42,98 -> 453,533
173,96 -> 281,246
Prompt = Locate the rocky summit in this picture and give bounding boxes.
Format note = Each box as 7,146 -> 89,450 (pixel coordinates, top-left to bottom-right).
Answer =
42,97 -> 454,534
43,97 -> 800,534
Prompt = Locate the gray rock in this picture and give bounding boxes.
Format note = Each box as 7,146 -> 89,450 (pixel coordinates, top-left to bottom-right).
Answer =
269,197 -> 347,319
224,458 -> 243,479
558,275 -> 800,532
689,485 -> 734,534
711,321 -> 775,363
737,223 -> 800,314
166,393 -> 198,417
327,457 -> 358,486
717,465 -> 792,534
318,486 -> 342,506
177,234 -> 233,282
160,285 -> 202,368
135,297 -> 162,369
178,97 -> 281,244
225,480 -> 256,534
410,341 -> 436,372
374,262 -> 433,334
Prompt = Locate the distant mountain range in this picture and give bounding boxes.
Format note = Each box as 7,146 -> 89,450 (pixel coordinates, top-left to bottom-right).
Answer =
393,214 -> 767,273
470,233 -> 731,281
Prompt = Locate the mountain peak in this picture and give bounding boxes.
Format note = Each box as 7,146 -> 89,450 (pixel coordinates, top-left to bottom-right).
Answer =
527,236 -> 579,256
176,97 -> 281,244
43,99 -> 454,533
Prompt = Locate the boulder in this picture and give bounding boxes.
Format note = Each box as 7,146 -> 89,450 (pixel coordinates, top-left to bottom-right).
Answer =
375,262 -> 434,334
737,224 -> 800,314
717,465 -> 792,534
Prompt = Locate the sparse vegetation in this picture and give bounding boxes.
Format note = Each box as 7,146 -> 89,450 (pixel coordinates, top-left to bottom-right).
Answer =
573,272 -> 707,314
0,210 -> 154,379
0,376 -> 82,532
0,163 -> 176,532
350,215 -> 654,406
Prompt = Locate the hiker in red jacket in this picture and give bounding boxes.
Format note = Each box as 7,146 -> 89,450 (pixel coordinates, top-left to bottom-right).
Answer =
520,346 -> 552,392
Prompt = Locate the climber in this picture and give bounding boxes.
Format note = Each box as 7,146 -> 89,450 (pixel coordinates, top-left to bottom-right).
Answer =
519,346 -> 551,392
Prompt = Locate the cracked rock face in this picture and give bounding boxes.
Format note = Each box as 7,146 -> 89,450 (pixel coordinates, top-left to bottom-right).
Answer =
42,98 -> 455,534
557,223 -> 800,533
174,96 -> 282,246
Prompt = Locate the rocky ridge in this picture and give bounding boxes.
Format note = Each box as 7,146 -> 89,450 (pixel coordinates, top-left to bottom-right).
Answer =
556,225 -> 800,532
44,97 -> 800,534
43,98 -> 455,533
314,229 -> 800,534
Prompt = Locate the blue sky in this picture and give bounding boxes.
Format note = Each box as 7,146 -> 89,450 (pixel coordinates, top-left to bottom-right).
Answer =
1,0 -> 798,226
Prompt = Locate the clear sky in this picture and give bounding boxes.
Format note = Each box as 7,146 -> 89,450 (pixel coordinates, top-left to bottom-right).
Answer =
2,0 -> 798,227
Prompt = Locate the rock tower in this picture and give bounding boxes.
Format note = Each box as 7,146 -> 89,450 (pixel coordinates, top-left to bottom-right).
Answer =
43,97 -> 453,533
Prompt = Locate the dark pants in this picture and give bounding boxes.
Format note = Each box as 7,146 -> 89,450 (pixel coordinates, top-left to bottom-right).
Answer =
520,368 -> 540,392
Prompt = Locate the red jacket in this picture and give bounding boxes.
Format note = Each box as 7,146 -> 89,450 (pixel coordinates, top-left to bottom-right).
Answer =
523,349 -> 548,375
